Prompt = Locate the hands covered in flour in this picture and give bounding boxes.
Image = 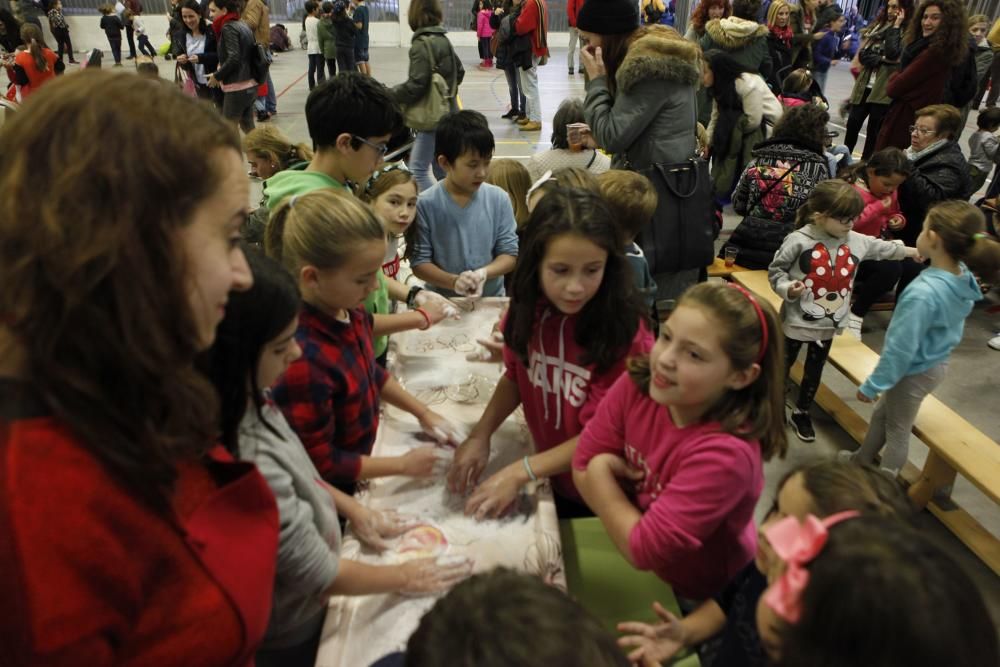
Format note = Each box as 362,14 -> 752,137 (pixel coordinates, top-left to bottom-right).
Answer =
454,268 -> 487,297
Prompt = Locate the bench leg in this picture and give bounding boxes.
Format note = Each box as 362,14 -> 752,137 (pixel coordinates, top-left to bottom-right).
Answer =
908,451 -> 958,509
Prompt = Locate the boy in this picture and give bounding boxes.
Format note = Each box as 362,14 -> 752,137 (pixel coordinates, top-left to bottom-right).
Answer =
353,0 -> 370,75
969,107 -> 1000,193
128,9 -> 157,59
411,110 -> 519,298
98,4 -> 124,67
318,0 -> 338,78
596,169 -> 657,315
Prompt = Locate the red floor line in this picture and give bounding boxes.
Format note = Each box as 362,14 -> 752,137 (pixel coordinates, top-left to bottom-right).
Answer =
276,72 -> 308,99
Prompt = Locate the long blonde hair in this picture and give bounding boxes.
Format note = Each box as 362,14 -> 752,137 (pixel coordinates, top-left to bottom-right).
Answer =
487,159 -> 532,227
243,125 -> 314,171
265,189 -> 385,275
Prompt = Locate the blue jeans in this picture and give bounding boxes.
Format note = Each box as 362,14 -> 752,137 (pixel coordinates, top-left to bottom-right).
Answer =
409,130 -> 437,192
504,65 -> 525,114
813,68 -> 828,95
264,69 -> 277,114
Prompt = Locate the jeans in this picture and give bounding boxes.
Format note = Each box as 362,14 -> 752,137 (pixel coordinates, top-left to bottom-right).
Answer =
307,53 -> 325,89
137,34 -> 156,58
257,67 -> 277,114
503,64 -> 525,114
409,130 -> 437,192
125,23 -> 137,58
813,68 -> 828,94
567,26 -> 581,71
851,259 -> 902,317
518,55 -> 541,122
107,36 -> 122,64
785,337 -> 833,411
855,363 -> 946,473
52,27 -> 73,61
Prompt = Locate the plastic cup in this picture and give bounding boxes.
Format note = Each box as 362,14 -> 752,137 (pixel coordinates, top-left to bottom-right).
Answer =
724,246 -> 739,268
566,123 -> 588,152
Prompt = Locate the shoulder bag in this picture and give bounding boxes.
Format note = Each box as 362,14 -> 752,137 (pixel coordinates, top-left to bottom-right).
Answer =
403,36 -> 458,132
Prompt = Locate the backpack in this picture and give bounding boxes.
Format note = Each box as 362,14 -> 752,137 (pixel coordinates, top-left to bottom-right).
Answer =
235,21 -> 271,82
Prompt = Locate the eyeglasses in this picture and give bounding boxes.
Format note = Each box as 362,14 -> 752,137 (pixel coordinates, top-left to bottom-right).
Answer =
352,135 -> 389,157
909,125 -> 936,136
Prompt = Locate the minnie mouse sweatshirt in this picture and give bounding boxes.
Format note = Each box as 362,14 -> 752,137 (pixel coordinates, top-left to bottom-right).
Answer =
768,223 -> 908,341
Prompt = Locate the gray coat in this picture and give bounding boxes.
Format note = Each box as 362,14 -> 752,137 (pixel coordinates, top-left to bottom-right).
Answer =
392,25 -> 466,107
584,25 -> 700,170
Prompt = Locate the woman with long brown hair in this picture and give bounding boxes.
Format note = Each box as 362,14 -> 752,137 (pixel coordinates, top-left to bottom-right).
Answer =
13,23 -> 58,98
875,0 -> 970,151
0,70 -> 278,666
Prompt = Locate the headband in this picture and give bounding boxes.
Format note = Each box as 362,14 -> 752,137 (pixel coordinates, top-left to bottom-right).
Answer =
525,169 -> 555,206
363,161 -> 411,195
761,510 -> 860,624
728,283 -> 769,364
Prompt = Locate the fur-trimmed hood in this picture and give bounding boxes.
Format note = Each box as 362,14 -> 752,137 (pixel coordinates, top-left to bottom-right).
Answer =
616,25 -> 702,95
704,16 -> 768,50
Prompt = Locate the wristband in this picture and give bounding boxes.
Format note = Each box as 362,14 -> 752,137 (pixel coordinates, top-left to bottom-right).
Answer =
406,285 -> 424,308
415,307 -> 432,330
522,456 -> 538,482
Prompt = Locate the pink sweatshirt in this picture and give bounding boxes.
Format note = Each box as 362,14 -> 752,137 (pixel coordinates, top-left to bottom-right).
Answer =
504,306 -> 653,502
573,374 -> 764,599
850,180 -> 906,239
477,9 -> 494,38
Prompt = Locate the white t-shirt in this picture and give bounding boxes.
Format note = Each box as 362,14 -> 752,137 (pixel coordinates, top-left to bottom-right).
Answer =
185,32 -> 207,84
305,15 -> 320,55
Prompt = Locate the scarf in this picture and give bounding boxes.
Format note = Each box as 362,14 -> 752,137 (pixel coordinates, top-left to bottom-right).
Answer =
900,35 -> 930,70
211,10 -> 239,39
905,139 -> 946,162
770,24 -> 792,48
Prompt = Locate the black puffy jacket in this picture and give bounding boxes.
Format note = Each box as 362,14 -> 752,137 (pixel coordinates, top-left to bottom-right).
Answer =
214,20 -> 256,84
897,141 -> 972,246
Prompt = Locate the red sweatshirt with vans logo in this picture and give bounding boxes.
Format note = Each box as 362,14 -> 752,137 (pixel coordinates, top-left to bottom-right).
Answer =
503,306 -> 653,501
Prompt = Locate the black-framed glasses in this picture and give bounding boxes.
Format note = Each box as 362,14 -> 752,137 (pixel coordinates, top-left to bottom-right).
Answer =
909,125 -> 936,136
352,135 -> 389,157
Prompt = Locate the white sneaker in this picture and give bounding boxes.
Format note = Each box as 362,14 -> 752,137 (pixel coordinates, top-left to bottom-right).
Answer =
846,313 -> 863,340
989,334 -> 1000,351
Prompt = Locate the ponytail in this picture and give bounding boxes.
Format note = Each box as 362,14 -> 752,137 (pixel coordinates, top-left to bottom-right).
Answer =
19,24 -> 48,72
926,201 -> 1000,282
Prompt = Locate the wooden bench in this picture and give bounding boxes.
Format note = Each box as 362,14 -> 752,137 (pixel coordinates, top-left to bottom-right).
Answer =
706,256 -> 750,280
734,270 -> 1000,575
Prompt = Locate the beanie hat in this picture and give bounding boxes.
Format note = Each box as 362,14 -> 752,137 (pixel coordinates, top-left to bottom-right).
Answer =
576,0 -> 640,35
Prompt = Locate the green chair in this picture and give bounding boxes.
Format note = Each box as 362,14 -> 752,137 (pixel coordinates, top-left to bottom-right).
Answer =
559,517 -> 701,667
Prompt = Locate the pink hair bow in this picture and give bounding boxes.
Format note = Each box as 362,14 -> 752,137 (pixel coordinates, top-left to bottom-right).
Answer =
761,510 -> 859,623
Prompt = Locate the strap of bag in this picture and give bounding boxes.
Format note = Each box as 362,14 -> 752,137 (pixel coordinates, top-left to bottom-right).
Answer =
420,35 -> 458,97
744,160 -> 802,213
585,149 -> 597,168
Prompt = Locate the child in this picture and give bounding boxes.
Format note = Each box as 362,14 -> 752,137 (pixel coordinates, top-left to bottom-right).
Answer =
777,69 -> 826,109
572,281 -> 786,600
811,14 -> 846,94
47,0 -> 76,63
851,202 -> 1000,476
486,158 -> 532,228
596,169 -> 658,318
353,0 -> 370,75
769,180 -> 919,442
317,1 -> 337,78
840,147 -> 912,336
303,0 -> 325,90
411,110 -> 519,298
618,459 -> 912,667
758,515 -> 998,667
476,0 -> 494,68
967,107 -> 1000,194
525,165 -> 599,213
361,162 -> 420,282
127,9 -> 157,59
98,3 -> 124,66
332,0 -> 358,74
265,189 -> 466,494
203,250 -> 473,667
448,188 -> 653,519
135,57 -> 159,77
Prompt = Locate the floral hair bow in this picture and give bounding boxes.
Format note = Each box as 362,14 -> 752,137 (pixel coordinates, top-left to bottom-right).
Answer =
363,161 -> 411,194
761,510 -> 859,623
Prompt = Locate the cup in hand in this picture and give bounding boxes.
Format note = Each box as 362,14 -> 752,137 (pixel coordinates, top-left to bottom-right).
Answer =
566,123 -> 588,152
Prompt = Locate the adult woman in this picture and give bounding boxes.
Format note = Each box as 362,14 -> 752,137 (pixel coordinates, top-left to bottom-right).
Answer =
171,0 -> 220,105
526,97 -> 610,180
720,103 -> 830,269
787,0 -> 823,69
683,0 -> 729,42
0,70 -> 275,665
13,24 -> 57,98
490,0 -> 526,121
392,0 -> 464,192
875,0 -> 969,152
765,0 -> 797,90
894,104 -> 971,295
0,8 -> 23,53
578,0 -> 702,299
208,0 -> 258,133
844,0 -> 909,159
242,125 -> 314,245
698,0 -> 771,79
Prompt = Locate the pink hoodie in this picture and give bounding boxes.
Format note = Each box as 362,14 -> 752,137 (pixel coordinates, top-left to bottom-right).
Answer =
573,374 -> 764,599
850,180 -> 906,239
503,306 -> 653,502
477,9 -> 494,38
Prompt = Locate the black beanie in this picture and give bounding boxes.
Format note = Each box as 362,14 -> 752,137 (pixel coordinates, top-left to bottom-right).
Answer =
576,0 -> 640,35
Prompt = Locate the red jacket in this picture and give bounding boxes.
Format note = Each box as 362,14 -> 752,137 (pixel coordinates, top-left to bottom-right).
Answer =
0,384 -> 279,667
13,48 -> 57,98
515,0 -> 549,58
567,0 -> 581,27
850,180 -> 905,238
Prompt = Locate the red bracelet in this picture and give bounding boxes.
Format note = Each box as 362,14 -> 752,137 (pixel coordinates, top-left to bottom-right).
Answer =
415,307 -> 432,330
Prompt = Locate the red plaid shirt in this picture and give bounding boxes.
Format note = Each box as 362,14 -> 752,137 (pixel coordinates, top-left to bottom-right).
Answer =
272,303 -> 389,486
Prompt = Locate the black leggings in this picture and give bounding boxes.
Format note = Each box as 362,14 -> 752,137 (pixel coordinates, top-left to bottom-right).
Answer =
785,337 -> 833,411
844,90 -> 889,160
307,53 -> 325,89
52,27 -> 73,61
336,47 -> 355,74
851,259 -> 902,317
325,57 -> 337,77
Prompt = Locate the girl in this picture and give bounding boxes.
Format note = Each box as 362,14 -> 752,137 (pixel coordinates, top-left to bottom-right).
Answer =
758,515 -> 998,667
810,13 -> 846,94
475,0 -> 493,68
769,180 -> 919,443
303,0 -> 324,90
242,125 -> 313,245
486,158 -> 532,228
13,24 -> 58,98
851,201 -> 1000,475
1,70 -> 276,665
777,68 -> 825,109
129,9 -> 157,59
704,49 -> 783,198
525,165 -> 600,213
572,281 -> 786,601
203,250 -> 472,667
359,163 -> 459,366
448,188 -> 653,519
841,147 -> 912,337
618,459 -> 912,667
265,189 -> 465,495
99,3 -> 124,66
